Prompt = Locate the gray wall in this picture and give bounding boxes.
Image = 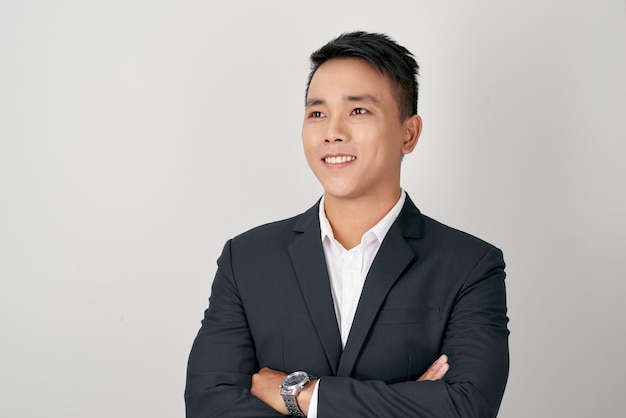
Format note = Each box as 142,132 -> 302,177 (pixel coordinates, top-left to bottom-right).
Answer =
1,1 -> 625,417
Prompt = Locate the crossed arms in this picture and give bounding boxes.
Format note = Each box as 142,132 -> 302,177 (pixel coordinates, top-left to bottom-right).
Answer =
250,354 -> 450,416
185,238 -> 509,417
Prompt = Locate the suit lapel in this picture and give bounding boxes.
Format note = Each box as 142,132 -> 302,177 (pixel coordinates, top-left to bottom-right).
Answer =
288,203 -> 342,375
336,195 -> 423,377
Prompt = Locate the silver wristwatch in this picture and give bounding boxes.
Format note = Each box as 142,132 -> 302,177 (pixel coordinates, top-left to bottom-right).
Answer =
280,371 -> 314,417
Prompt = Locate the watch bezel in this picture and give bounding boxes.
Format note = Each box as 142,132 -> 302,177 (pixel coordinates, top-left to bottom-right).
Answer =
280,371 -> 311,396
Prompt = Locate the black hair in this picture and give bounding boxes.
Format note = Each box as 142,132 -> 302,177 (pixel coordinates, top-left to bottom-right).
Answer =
306,31 -> 420,120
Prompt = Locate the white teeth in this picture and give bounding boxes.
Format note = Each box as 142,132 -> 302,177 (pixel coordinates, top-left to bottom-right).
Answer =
324,155 -> 356,164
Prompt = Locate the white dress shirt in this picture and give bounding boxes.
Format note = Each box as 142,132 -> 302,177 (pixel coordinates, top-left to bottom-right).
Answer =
306,191 -> 406,418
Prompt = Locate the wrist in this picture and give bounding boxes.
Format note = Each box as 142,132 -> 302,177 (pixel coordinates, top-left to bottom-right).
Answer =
280,371 -> 315,417
295,378 -> 317,416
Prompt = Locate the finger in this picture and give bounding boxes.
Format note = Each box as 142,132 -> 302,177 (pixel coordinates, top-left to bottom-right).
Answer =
418,363 -> 445,381
430,361 -> 449,380
417,355 -> 450,381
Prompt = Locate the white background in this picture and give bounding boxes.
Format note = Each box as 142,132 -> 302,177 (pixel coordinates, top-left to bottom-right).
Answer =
1,1 -> 625,417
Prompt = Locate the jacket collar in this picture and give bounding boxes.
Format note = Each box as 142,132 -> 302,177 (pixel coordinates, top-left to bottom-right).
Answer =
293,193 -> 424,239
289,193 -> 424,376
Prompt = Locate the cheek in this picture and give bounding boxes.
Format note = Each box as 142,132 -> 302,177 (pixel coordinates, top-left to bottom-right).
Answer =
301,136 -> 318,167
301,125 -> 320,151
301,124 -> 314,145
375,125 -> 406,153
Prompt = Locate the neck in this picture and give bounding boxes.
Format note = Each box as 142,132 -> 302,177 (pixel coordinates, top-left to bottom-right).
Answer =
323,188 -> 402,250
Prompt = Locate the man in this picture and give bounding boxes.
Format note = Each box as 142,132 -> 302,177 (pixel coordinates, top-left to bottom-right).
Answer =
186,31 -> 509,417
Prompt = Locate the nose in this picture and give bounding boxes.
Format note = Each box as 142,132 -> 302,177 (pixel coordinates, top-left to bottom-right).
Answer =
324,116 -> 349,143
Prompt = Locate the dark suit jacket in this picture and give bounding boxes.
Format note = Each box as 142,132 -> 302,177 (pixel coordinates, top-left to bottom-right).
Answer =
185,195 -> 509,417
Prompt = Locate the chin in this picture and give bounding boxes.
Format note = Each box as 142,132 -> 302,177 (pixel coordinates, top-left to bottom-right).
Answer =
323,187 -> 361,200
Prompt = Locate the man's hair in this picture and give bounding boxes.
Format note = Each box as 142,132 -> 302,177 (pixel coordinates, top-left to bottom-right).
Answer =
306,31 -> 420,120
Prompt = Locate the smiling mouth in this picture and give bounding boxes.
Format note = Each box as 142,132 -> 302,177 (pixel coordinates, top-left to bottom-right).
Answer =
323,155 -> 357,164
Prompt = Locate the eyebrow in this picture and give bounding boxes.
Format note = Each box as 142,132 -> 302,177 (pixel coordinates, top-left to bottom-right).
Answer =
305,94 -> 380,108
346,94 -> 379,105
305,98 -> 325,107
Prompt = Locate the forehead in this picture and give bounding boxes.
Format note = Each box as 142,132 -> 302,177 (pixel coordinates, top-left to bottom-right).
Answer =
307,58 -> 396,103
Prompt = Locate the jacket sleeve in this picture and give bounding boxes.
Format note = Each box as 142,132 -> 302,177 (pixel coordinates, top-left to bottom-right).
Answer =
317,247 -> 509,418
185,240 -> 286,418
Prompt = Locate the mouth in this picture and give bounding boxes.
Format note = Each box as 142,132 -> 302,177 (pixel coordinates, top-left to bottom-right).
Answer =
322,155 -> 357,164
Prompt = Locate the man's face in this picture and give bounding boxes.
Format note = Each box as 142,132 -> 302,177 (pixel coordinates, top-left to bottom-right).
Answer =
302,58 -> 420,202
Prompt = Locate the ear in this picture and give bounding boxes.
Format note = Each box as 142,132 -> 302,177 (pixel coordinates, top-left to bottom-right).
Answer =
401,114 -> 422,155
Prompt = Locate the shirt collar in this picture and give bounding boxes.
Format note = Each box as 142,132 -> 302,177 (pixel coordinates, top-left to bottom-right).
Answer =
319,190 -> 406,246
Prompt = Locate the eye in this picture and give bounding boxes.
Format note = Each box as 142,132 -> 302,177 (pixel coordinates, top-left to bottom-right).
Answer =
352,108 -> 368,115
309,111 -> 325,118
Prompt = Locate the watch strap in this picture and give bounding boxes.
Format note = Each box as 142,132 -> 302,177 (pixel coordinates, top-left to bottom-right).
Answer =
283,393 -> 306,417
280,372 -> 315,417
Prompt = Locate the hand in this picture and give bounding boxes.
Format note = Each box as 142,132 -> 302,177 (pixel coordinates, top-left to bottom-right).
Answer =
251,367 -> 317,416
251,367 -> 289,415
417,354 -> 450,381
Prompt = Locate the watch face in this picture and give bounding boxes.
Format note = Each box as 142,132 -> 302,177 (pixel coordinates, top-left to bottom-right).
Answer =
283,371 -> 308,387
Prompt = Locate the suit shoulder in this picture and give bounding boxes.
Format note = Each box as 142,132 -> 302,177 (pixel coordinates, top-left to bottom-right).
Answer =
230,200 -> 318,244
420,214 -> 501,255
229,212 -> 305,250
233,214 -> 300,239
